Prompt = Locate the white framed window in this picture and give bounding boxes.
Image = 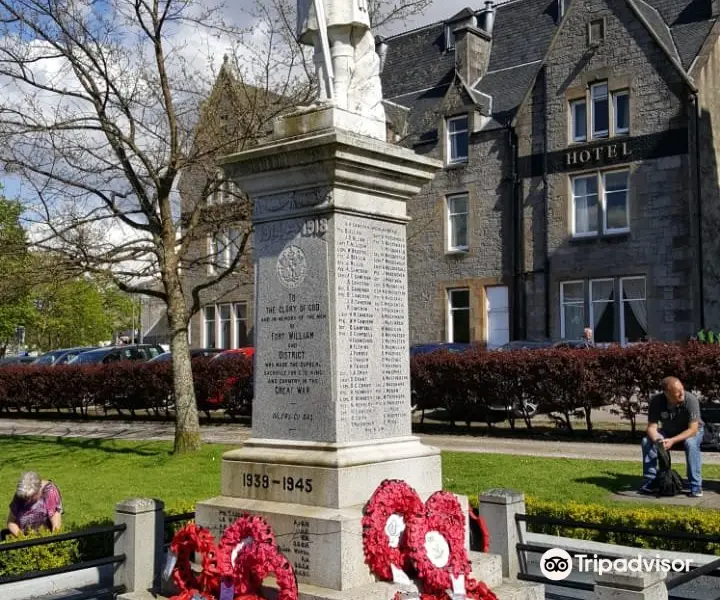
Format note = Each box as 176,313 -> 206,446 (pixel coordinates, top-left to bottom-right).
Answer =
204,306 -> 216,348
602,170 -> 630,233
203,302 -> 251,349
590,278 -> 615,343
208,228 -> 242,274
620,276 -> 647,343
560,281 -> 585,340
571,169 -> 630,237
447,288 -> 470,343
446,193 -> 469,251
612,90 -> 629,135
234,302 -> 249,347
569,83 -> 629,142
446,115 -> 469,164
590,83 -> 609,139
219,303 -> 232,349
571,174 -> 599,236
570,99 -> 587,142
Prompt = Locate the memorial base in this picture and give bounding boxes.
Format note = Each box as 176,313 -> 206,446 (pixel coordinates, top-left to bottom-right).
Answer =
197,491 -> 494,598
195,436 -> 470,593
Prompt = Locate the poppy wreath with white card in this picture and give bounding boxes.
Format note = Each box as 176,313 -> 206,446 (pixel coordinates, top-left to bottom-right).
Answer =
362,479 -> 425,583
217,514 -> 298,600
406,491 -> 470,593
168,522 -> 220,600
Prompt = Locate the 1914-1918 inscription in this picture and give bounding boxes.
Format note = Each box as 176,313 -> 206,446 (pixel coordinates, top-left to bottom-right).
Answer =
254,216 -> 331,441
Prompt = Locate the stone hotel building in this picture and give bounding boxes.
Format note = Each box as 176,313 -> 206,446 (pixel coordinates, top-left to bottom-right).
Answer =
184,0 -> 720,351
383,0 -> 720,347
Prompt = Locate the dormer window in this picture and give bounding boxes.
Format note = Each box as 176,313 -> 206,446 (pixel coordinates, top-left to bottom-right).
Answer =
446,25 -> 455,50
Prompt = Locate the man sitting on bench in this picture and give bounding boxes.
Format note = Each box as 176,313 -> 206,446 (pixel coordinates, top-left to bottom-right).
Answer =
640,376 -> 704,497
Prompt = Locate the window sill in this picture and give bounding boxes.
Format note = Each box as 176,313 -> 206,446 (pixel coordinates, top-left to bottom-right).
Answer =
446,248 -> 469,256
445,160 -> 468,170
568,231 -> 630,244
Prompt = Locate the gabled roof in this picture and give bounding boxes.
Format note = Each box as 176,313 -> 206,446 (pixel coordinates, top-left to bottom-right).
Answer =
381,0 -> 558,138
381,0 -> 717,141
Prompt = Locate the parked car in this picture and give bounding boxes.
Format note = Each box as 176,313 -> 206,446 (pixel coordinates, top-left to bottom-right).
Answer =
149,348 -> 224,363
68,344 -> 164,365
0,355 -> 37,367
33,346 -> 98,367
410,342 -> 473,357
496,340 -> 553,351
210,347 -> 256,361
32,346 -> 99,366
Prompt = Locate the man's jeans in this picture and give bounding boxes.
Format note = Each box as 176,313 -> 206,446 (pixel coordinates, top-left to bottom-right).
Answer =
641,427 -> 704,491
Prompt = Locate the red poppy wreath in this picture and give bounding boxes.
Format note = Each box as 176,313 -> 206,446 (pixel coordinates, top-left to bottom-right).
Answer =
406,491 -> 470,593
362,479 -> 425,582
217,514 -> 298,600
168,522 -> 219,600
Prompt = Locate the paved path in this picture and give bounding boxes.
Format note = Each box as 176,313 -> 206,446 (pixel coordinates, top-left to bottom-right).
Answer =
2,417 -> 720,464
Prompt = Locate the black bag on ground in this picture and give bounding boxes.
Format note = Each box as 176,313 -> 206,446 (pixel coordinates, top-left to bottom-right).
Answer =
647,441 -> 684,496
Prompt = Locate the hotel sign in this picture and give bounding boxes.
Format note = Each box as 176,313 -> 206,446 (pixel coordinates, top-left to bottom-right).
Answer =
566,141 -> 632,167
520,130 -> 688,177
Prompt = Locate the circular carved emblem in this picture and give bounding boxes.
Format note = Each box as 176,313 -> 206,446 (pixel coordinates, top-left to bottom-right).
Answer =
276,245 -> 307,289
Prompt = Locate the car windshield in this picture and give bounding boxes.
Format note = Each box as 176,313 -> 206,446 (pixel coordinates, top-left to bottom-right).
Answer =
33,350 -> 70,365
70,350 -> 109,364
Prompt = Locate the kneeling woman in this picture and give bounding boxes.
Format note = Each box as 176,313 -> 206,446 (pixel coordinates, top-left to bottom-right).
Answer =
6,471 -> 63,537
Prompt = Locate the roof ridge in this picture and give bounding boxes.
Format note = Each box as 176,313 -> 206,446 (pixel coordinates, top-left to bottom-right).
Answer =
384,0 -> 548,41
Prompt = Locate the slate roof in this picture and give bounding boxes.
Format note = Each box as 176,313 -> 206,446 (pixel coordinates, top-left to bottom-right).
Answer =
645,0 -> 715,68
381,0 -> 717,141
630,0 -> 682,65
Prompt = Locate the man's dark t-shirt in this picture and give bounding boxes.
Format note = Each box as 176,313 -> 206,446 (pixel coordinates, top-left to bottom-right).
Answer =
648,392 -> 703,437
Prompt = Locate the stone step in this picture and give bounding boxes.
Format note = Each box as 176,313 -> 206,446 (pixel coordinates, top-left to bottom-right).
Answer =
468,550 -> 504,589
493,579 -> 546,600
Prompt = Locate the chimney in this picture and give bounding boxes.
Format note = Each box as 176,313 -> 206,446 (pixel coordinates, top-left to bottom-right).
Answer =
454,24 -> 492,86
375,35 -> 388,74
481,1 -> 495,35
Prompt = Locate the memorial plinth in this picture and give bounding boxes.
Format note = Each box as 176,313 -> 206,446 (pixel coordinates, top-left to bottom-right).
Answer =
196,106 -> 444,598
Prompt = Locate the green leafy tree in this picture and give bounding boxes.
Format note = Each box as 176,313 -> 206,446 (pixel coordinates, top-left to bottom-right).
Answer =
0,197 -> 34,356
28,278 -> 115,350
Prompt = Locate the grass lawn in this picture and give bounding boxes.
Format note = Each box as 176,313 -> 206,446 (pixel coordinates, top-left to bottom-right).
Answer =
1,435 -> 716,528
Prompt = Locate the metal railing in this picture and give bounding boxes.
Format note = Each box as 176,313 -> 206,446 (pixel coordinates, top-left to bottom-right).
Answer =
0,523 -> 126,588
514,513 -> 720,600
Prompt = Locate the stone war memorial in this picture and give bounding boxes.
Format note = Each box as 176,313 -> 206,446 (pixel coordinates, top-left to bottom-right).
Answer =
195,1 -> 538,599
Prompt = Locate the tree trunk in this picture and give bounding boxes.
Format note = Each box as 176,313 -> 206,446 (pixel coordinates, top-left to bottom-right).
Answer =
166,282 -> 201,454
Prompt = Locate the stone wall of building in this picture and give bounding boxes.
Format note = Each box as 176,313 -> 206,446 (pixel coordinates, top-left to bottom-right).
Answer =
406,125 -> 513,345
694,21 -> 720,333
518,0 -> 696,341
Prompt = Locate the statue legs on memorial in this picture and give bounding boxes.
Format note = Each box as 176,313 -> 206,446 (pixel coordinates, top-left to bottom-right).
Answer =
299,0 -> 385,123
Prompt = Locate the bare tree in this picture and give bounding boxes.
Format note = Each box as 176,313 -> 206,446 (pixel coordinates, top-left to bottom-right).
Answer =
0,0 -> 431,453
0,0 -> 313,453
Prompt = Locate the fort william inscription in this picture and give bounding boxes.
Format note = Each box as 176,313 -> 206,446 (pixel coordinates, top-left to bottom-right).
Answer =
255,216 -> 330,441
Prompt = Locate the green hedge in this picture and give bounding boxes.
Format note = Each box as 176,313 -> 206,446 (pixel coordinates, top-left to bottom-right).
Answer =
0,528 -> 79,577
0,502 -> 199,578
525,497 -> 720,554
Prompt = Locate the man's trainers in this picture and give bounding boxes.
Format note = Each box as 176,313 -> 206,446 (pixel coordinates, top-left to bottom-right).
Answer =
689,489 -> 703,498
